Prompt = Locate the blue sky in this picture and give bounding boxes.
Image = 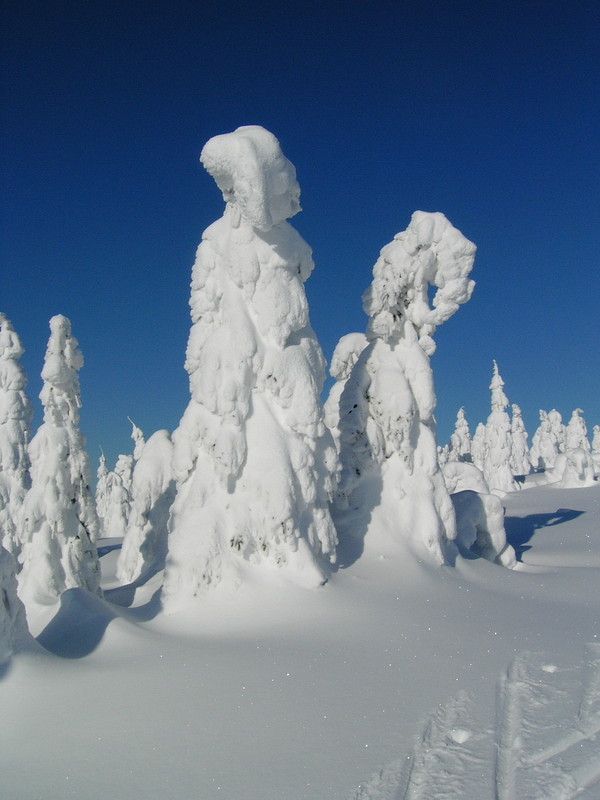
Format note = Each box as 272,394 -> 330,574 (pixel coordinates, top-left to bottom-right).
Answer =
3,0 -> 599,469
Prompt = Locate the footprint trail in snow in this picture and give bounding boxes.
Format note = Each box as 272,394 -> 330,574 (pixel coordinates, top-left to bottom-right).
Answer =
351,645 -> 600,800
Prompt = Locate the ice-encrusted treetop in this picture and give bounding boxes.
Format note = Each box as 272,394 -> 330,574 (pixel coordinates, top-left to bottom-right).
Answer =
200,125 -> 301,231
363,211 -> 476,355
40,314 -> 84,423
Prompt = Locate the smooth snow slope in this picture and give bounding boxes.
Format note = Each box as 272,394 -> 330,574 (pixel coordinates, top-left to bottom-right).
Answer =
1,484 -> 600,800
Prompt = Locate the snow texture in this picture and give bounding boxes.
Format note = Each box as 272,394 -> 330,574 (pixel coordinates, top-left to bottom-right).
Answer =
18,315 -> 101,606
483,362 -> 516,494
117,430 -> 175,584
335,211 -> 476,564
162,126 -> 337,607
0,313 -> 32,562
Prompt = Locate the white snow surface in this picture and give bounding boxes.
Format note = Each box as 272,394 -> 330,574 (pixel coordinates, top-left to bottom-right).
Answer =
2,482 -> 600,799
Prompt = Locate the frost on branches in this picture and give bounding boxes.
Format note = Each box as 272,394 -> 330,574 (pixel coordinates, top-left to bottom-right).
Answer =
19,316 -> 101,605
483,362 -> 516,494
0,314 -> 32,562
162,126 -> 337,608
335,211 -> 476,564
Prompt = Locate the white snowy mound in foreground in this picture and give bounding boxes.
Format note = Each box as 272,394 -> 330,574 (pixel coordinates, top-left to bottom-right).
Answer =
162,126 -> 337,608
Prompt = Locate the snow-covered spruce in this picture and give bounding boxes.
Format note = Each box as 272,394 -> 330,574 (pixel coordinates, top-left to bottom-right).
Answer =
565,408 -> 590,453
548,409 -> 566,454
592,425 -> 600,475
510,403 -> 531,477
334,211 -> 476,564
18,315 -> 101,605
470,422 -> 486,471
0,543 -> 29,665
323,332 -> 368,449
482,361 -> 516,494
545,448 -> 596,488
162,126 -> 337,606
95,451 -> 132,541
0,314 -> 33,562
448,407 -> 472,463
529,409 -> 558,470
117,430 -> 175,584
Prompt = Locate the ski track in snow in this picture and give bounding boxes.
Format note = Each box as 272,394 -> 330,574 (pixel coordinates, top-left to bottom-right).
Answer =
351,646 -> 600,800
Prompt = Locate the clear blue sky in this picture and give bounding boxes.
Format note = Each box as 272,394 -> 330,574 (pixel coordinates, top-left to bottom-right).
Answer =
3,0 -> 599,470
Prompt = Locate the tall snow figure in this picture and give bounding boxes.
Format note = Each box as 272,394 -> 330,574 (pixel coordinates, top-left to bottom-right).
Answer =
335,211 -> 476,564
162,126 -> 337,607
0,314 -> 32,562
19,315 -> 101,605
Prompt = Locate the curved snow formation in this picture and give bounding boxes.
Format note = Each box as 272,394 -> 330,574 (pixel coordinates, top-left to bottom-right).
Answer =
335,212 -> 476,564
163,126 -> 337,607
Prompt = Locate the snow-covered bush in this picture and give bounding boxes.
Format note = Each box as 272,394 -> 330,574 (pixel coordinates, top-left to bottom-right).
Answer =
448,407 -> 472,463
117,430 -> 175,584
162,126 -> 337,607
0,543 -> 29,665
0,314 -> 32,562
335,211 -> 476,563
442,460 -> 490,495
565,409 -> 590,453
510,403 -> 530,477
18,315 -> 101,605
546,448 -> 596,488
483,362 -> 516,494
451,490 -> 516,568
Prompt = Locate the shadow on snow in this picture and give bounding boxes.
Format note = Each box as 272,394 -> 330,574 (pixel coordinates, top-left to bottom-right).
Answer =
504,507 -> 585,561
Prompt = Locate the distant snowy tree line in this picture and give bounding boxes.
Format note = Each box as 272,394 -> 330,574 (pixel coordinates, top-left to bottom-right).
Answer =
2,126 -> 598,663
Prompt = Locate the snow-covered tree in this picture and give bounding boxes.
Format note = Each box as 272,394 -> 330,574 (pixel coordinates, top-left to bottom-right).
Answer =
335,210 -> 476,564
18,315 -> 101,605
115,453 -> 134,495
448,407 -> 471,462
510,403 -> 530,476
324,332 -> 368,447
95,453 -> 132,541
128,417 -> 146,461
117,430 -> 175,584
0,314 -> 32,562
483,361 -> 516,493
0,543 -> 29,665
471,422 -> 486,471
162,126 -> 337,607
529,410 -> 557,470
565,408 -> 590,452
548,409 -> 566,454
592,425 -> 600,475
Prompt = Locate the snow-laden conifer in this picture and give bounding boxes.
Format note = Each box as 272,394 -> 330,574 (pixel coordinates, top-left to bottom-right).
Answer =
117,430 -> 175,584
565,408 -> 590,452
0,314 -> 32,561
529,410 -> 557,470
163,126 -> 337,606
483,362 -> 516,493
510,403 -> 530,476
335,211 -> 476,563
96,452 -> 131,541
448,407 -> 471,462
0,543 -> 29,665
471,422 -> 486,471
324,333 -> 368,445
18,315 -> 101,605
592,425 -> 600,475
548,409 -> 566,454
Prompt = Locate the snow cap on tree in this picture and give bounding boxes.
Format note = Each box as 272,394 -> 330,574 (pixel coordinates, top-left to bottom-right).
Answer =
363,211 -> 475,356
18,315 -> 101,605
0,313 -> 32,559
163,126 -> 337,607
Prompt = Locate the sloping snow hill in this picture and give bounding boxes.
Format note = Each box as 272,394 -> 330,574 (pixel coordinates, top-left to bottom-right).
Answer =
1,484 -> 599,800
